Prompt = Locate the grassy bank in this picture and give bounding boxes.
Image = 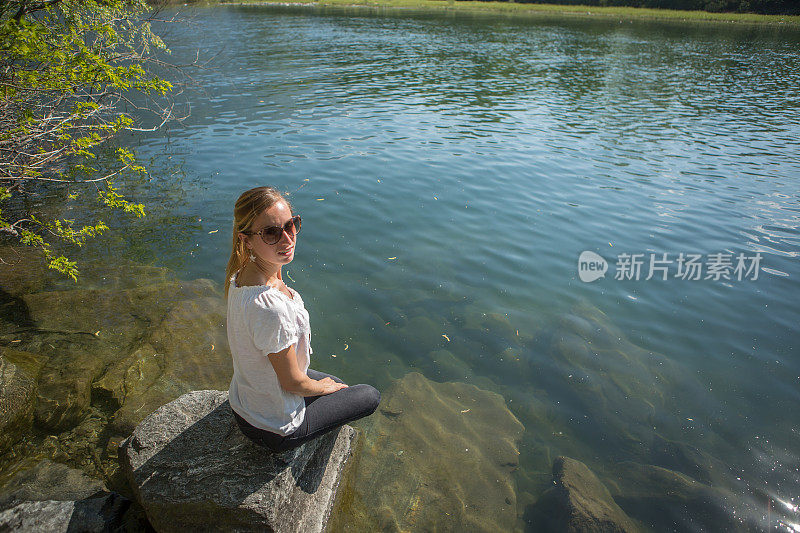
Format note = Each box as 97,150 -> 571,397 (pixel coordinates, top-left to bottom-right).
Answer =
218,0 -> 800,25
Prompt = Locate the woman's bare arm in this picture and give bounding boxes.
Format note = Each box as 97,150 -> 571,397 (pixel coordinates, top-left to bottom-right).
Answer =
267,344 -> 347,397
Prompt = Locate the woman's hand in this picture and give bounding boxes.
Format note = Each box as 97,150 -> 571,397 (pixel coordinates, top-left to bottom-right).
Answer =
267,344 -> 348,396
318,377 -> 348,395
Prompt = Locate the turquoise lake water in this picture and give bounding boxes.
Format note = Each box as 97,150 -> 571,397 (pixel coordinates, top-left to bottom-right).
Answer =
7,4 -> 799,531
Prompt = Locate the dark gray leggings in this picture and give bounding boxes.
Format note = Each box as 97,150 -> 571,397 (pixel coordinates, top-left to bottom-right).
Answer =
232,369 -> 381,453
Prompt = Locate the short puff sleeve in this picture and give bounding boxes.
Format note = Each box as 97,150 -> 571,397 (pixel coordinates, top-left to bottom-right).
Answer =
247,291 -> 299,356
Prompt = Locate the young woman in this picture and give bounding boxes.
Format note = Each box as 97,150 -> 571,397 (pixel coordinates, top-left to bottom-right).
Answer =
224,186 -> 380,452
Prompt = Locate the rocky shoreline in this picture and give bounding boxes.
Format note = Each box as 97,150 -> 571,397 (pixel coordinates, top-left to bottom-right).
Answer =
0,246 -> 786,530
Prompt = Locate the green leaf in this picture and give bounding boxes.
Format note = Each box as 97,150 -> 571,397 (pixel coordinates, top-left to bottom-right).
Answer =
1,0 -> 169,280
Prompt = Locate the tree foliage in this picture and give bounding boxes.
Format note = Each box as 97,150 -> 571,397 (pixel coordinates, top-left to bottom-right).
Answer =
0,0 -> 175,280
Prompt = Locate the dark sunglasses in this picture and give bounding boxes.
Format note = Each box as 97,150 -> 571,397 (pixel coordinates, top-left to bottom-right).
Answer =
243,215 -> 301,245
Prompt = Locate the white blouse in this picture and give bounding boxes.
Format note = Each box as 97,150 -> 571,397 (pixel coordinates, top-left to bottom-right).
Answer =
226,275 -> 312,435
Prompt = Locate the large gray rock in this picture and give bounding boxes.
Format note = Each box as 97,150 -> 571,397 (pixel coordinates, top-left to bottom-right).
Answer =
0,493 -> 129,532
119,390 -> 356,533
527,456 -> 640,533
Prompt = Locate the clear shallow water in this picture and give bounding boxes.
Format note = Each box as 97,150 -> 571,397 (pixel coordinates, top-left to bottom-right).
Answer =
7,5 -> 800,530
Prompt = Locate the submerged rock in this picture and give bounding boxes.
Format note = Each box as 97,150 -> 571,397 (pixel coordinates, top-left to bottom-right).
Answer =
648,434 -> 731,487
0,351 -> 40,452
0,276 -> 231,434
526,456 -> 639,532
0,278 -> 221,432
91,343 -> 162,413
120,390 -> 356,533
0,246 -> 60,298
606,461 -> 750,531
0,245 -> 176,297
104,292 -> 231,434
34,347 -> 108,432
426,348 -> 474,382
461,309 -> 522,348
328,371 -> 524,532
535,301 -> 704,457
0,493 -> 129,533
0,459 -> 107,508
0,261 -> 236,511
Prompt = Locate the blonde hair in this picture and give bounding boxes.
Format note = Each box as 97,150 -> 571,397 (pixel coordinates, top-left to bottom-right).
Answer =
224,186 -> 292,297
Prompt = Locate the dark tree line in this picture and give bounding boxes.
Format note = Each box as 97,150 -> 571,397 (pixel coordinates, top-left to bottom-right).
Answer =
464,0 -> 799,15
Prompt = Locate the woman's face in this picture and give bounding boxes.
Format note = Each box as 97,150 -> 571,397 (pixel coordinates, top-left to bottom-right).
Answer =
241,200 -> 297,267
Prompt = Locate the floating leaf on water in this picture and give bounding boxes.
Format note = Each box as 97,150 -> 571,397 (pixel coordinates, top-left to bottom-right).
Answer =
442,334 -> 450,342
344,344 -> 349,350
208,229 -> 218,234
461,409 -> 470,413
211,344 -> 215,351
94,331 -> 100,337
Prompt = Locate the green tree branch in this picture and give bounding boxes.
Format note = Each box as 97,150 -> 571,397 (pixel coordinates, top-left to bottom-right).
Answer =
0,0 -> 179,279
